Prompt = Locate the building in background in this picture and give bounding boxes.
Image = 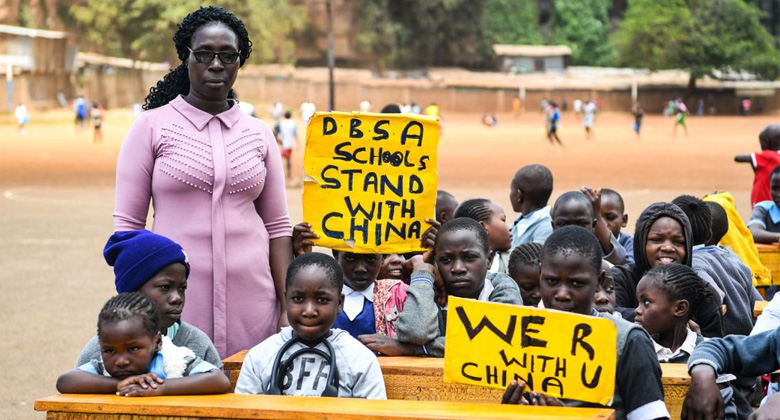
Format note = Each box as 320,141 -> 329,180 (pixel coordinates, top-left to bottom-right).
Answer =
493,44 -> 572,74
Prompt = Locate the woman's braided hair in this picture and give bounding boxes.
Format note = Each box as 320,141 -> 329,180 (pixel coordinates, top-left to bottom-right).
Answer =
143,6 -> 252,110
97,292 -> 160,337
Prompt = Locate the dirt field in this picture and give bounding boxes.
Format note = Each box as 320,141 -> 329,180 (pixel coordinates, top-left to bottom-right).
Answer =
0,107 -> 775,419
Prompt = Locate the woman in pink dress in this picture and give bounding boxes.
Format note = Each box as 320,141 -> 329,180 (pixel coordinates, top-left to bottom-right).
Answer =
113,7 -> 293,358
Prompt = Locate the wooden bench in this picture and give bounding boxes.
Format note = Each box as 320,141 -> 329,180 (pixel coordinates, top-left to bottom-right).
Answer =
754,243 -> 780,295
224,352 -> 690,420
35,393 -> 616,420
755,300 -> 770,317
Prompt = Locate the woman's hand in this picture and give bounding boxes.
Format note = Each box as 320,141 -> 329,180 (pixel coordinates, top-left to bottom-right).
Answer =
292,222 -> 318,256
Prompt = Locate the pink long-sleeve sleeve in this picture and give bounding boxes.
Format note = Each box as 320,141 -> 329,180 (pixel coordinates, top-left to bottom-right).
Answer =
254,123 -> 292,239
113,112 -> 157,231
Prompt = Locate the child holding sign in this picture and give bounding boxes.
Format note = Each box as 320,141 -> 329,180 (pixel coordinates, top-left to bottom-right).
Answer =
235,253 -> 386,398
502,226 -> 668,420
394,218 -> 522,357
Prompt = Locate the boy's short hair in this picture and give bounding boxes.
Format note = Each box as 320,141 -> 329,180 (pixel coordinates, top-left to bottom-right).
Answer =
284,110 -> 292,119
98,292 -> 160,337
508,242 -> 543,278
512,164 -> 553,207
759,123 -> 780,150
542,226 -> 602,276
380,103 -> 401,113
705,202 -> 729,244
286,252 -> 344,292
103,230 -> 190,293
435,217 -> 490,255
552,191 -> 594,218
671,195 -> 712,246
600,188 -> 625,213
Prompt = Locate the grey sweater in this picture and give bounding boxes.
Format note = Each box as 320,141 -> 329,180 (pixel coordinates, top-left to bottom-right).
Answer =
75,321 -> 223,369
395,271 -> 523,357
692,245 -> 760,336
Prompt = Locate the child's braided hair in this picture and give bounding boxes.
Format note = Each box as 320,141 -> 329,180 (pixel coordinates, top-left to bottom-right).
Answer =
642,264 -> 712,320
508,242 -> 543,279
454,198 -> 493,223
97,292 -> 160,337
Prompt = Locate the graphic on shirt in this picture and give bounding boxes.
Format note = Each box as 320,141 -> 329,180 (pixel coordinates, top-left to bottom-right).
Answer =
303,112 -> 439,253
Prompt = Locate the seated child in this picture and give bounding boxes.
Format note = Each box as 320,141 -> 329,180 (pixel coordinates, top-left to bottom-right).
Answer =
509,164 -> 554,247
235,253 -> 386,398
552,190 -> 628,265
612,202 -> 725,338
57,292 -> 229,396
672,194 -> 757,336
595,260 -> 617,315
436,190 -> 458,225
502,226 -> 669,420
454,198 -> 513,274
748,165 -> 780,244
601,188 -> 634,263
684,327 -> 780,420
394,217 -> 523,357
734,123 -> 780,208
508,242 -> 543,307
77,230 -> 221,369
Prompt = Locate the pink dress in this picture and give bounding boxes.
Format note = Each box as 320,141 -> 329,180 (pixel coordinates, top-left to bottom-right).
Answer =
114,95 -> 292,358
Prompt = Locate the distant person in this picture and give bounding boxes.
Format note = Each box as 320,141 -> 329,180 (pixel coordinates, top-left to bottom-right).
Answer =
410,101 -> 421,114
379,103 -> 401,114
237,95 -> 256,117
540,98 -> 548,113
696,99 -> 704,116
707,95 -> 716,115
735,124 -> 780,208
572,98 -> 582,115
424,102 -> 439,118
481,113 -> 497,127
435,190 -> 458,225
278,111 -> 297,179
399,102 -> 411,114
546,101 -> 562,147
270,100 -> 283,123
664,99 -> 675,117
673,98 -> 688,136
91,101 -> 104,144
512,96 -> 521,118
583,98 -> 597,139
300,100 -> 316,123
74,95 -> 87,132
632,102 -> 644,138
14,103 -> 29,135
560,97 -> 568,112
741,98 -> 751,116
509,164 -> 554,247
359,100 -> 371,113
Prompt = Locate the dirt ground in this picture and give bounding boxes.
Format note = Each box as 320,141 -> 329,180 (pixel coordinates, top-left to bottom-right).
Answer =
0,107 -> 776,419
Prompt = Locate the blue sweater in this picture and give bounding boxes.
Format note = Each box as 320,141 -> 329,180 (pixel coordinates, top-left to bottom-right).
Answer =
689,327 -> 780,377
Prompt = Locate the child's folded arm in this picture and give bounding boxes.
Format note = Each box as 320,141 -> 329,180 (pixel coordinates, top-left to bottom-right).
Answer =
144,369 -> 230,396
56,369 -> 120,394
688,327 -> 780,378
395,270 -> 440,345
602,235 -> 628,266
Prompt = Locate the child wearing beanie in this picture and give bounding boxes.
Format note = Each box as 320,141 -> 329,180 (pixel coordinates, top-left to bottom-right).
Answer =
75,230 -> 222,369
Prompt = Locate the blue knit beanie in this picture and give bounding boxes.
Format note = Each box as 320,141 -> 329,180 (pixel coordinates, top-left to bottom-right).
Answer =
104,230 -> 190,293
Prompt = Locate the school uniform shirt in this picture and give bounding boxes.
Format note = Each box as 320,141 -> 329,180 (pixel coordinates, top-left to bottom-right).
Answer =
617,232 -> 634,264
234,327 -> 386,399
77,336 -> 218,379
511,206 -> 553,248
748,200 -> 780,233
654,328 -> 699,363
333,283 -> 377,338
752,293 -> 780,336
488,249 -> 510,274
750,150 -> 780,207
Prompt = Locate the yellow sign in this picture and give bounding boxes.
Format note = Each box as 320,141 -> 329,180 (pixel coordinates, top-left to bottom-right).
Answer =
303,112 -> 439,253
444,297 -> 617,405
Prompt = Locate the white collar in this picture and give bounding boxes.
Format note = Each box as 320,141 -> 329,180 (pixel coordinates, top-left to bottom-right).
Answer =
654,328 -> 698,361
342,283 -> 374,321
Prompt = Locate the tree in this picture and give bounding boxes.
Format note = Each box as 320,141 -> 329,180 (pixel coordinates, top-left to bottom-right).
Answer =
615,0 -> 780,86
352,0 -> 402,72
550,0 -> 616,66
69,0 -> 309,64
482,0 -> 543,46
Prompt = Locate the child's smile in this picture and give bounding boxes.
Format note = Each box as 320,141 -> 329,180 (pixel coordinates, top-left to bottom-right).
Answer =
286,266 -> 343,344
645,217 -> 686,267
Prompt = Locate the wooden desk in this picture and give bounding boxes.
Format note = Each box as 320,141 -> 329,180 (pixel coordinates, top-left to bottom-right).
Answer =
755,300 -> 770,317
224,352 -> 689,420
755,243 -> 780,289
35,393 -> 615,420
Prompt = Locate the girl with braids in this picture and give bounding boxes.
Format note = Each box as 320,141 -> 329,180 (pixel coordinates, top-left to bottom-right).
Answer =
57,293 -> 229,396
453,198 -> 512,274
113,6 -> 293,358
508,242 -> 543,307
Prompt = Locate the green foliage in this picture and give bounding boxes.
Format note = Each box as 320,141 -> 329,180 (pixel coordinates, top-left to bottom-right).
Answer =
69,0 -> 309,64
353,0 -> 401,71
482,0 -> 542,45
615,0 -> 780,81
550,0 -> 616,66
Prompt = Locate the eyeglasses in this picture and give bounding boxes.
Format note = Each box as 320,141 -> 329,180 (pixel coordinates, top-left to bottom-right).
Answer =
187,47 -> 241,64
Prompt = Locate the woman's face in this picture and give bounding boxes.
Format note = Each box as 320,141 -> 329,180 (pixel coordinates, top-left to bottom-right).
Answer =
186,22 -> 240,103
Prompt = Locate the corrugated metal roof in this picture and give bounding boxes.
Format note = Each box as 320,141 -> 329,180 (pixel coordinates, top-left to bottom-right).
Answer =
493,44 -> 572,57
0,24 -> 67,39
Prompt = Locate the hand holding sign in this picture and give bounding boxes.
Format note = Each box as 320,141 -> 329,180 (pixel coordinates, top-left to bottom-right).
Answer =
303,112 -> 439,253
